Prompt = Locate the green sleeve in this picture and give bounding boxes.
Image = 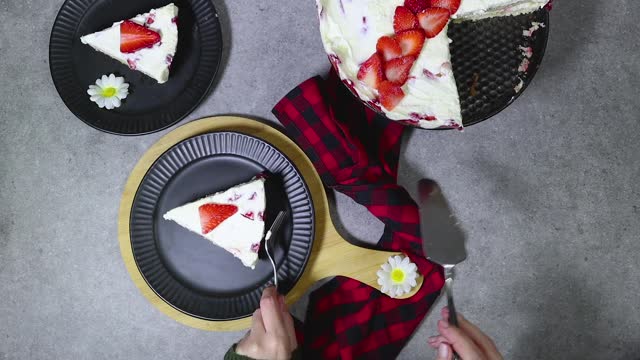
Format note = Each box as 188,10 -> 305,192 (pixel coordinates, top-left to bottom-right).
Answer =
223,344 -> 302,360
224,344 -> 255,360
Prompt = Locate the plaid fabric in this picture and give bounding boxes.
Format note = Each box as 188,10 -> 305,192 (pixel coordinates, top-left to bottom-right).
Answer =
272,70 -> 445,360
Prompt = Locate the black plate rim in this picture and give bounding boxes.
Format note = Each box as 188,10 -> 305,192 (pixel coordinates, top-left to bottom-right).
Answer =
129,131 -> 315,321
337,9 -> 550,130
48,0 -> 223,136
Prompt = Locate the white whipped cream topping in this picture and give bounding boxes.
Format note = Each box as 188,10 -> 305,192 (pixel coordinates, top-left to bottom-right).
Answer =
317,0 -> 549,129
317,0 -> 460,129
81,3 -> 178,84
454,0 -> 548,20
163,178 -> 266,269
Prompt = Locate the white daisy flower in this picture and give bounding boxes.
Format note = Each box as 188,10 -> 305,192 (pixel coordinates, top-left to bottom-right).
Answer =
87,74 -> 129,110
377,255 -> 419,298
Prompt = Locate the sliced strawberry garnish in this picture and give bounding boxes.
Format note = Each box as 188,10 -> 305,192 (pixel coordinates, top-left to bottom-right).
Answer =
430,0 -> 461,15
393,6 -> 419,33
385,56 -> 416,85
417,8 -> 451,38
198,203 -> 238,235
404,0 -> 429,14
376,36 -> 402,61
357,53 -> 385,89
378,81 -> 405,110
120,20 -> 161,53
396,29 -> 425,57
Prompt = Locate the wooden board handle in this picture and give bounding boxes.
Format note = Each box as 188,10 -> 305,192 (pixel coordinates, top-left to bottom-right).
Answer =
285,208 -> 423,304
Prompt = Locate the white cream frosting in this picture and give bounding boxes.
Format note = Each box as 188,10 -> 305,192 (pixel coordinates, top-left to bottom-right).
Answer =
317,0 -> 548,129
454,0 -> 548,20
163,178 -> 266,269
81,3 -> 179,84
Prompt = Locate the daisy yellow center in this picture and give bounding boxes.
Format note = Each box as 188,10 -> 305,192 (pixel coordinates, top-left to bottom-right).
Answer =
391,268 -> 405,284
101,87 -> 117,98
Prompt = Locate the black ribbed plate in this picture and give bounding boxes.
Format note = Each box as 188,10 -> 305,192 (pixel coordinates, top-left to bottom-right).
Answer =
338,9 -> 550,129
49,0 -> 222,135
129,132 -> 314,320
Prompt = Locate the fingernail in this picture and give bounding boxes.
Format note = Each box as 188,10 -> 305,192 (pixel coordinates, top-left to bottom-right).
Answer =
438,344 -> 448,358
262,286 -> 273,297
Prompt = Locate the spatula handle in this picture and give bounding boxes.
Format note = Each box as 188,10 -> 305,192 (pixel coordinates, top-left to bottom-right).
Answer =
444,266 -> 460,359
444,277 -> 459,327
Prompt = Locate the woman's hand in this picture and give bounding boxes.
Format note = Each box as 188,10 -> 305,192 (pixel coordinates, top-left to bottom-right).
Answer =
236,287 -> 297,360
429,307 -> 503,360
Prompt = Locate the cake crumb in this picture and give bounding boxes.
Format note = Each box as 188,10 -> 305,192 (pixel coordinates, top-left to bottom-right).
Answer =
469,73 -> 480,97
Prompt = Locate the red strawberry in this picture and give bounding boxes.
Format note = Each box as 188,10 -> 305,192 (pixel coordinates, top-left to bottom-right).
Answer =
417,8 -> 451,38
404,0 -> 429,13
393,6 -> 419,33
198,203 -> 238,234
378,81 -> 405,110
396,29 -> 425,57
357,53 -> 384,89
376,36 -> 402,61
120,20 -> 161,53
430,0 -> 461,15
385,56 -> 416,85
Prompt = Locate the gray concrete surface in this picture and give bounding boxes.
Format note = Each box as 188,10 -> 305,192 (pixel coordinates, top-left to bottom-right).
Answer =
1,0 -> 639,359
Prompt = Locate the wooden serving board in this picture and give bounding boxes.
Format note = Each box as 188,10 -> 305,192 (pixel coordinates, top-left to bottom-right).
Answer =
118,116 -> 423,331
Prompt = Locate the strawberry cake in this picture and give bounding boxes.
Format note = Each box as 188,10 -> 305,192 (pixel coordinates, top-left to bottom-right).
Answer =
317,0 -> 549,129
81,3 -> 179,84
163,177 -> 266,269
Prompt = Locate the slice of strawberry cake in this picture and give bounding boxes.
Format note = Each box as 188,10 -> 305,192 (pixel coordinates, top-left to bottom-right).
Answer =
317,0 -> 549,129
163,177 -> 266,269
81,4 -> 179,84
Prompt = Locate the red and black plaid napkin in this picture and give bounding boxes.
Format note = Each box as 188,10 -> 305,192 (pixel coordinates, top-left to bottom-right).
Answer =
272,70 -> 445,359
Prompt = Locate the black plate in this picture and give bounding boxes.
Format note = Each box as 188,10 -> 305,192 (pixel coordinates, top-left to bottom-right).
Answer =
340,9 -> 550,129
129,132 -> 314,320
49,0 -> 222,135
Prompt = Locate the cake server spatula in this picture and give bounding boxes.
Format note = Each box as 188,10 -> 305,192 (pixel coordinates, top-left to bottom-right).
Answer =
418,180 -> 467,329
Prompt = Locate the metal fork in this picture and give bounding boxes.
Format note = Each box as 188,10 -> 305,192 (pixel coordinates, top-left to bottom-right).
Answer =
264,210 -> 287,289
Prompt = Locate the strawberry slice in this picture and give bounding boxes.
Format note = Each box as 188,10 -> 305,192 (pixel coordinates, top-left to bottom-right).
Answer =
417,8 -> 451,38
430,0 -> 461,15
357,53 -> 385,89
393,6 -> 419,33
385,56 -> 416,85
396,29 -> 425,57
198,203 -> 238,235
404,0 -> 429,14
378,81 -> 405,110
376,36 -> 402,61
120,20 -> 161,53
